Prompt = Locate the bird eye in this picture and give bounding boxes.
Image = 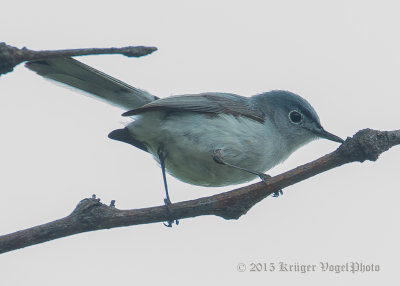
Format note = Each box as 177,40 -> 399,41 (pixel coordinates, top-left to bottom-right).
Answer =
289,110 -> 303,123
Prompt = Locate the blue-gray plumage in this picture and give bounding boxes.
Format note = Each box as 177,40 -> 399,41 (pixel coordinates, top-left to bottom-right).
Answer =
25,57 -> 343,204
116,90 -> 342,187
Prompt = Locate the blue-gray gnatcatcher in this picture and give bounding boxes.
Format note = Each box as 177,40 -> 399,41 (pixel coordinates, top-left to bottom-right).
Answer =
26,58 -> 343,222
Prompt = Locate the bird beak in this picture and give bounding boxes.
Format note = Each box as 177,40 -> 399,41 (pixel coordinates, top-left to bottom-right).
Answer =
314,127 -> 344,143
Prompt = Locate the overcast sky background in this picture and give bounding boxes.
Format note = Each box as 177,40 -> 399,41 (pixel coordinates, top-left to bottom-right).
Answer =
1,0 -> 399,285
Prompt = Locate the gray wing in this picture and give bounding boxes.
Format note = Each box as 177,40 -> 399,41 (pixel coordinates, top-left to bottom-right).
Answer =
122,92 -> 265,123
25,57 -> 158,110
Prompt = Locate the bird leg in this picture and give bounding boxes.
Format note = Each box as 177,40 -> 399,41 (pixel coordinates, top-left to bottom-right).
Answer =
212,149 -> 283,197
157,147 -> 179,227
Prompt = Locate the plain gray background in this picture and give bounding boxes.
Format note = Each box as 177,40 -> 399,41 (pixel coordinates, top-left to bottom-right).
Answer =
1,0 -> 399,285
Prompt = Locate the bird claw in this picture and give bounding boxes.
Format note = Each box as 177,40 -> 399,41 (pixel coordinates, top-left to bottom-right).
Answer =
258,174 -> 283,198
271,189 -> 283,197
163,221 -> 173,227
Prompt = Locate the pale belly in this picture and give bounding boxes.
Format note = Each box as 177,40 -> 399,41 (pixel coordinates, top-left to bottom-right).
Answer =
127,111 -> 290,187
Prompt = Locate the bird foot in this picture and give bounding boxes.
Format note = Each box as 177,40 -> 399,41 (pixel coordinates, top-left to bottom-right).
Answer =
163,198 -> 179,227
258,174 -> 283,198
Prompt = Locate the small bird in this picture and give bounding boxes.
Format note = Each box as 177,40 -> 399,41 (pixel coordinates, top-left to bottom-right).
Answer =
26,58 -> 343,225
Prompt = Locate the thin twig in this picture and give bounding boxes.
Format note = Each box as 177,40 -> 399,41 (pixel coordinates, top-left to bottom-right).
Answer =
0,42 -> 157,76
0,128 -> 398,254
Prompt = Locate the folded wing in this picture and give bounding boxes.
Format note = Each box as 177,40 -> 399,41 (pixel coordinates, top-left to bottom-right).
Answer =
122,92 -> 265,123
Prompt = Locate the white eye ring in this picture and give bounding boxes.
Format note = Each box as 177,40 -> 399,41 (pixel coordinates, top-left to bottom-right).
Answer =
289,110 -> 303,124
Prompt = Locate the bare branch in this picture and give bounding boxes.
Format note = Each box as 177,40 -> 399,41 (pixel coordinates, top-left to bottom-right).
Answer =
0,42 -> 157,76
0,128 -> 398,254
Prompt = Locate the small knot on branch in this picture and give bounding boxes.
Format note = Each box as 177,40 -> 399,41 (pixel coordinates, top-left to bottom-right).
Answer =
69,196 -> 121,228
0,42 -> 24,75
339,128 -> 391,162
212,183 -> 270,220
214,201 -> 251,220
70,197 -> 102,216
120,46 -> 158,57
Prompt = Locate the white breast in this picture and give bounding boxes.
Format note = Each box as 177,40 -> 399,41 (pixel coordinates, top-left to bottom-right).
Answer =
127,111 -> 291,186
